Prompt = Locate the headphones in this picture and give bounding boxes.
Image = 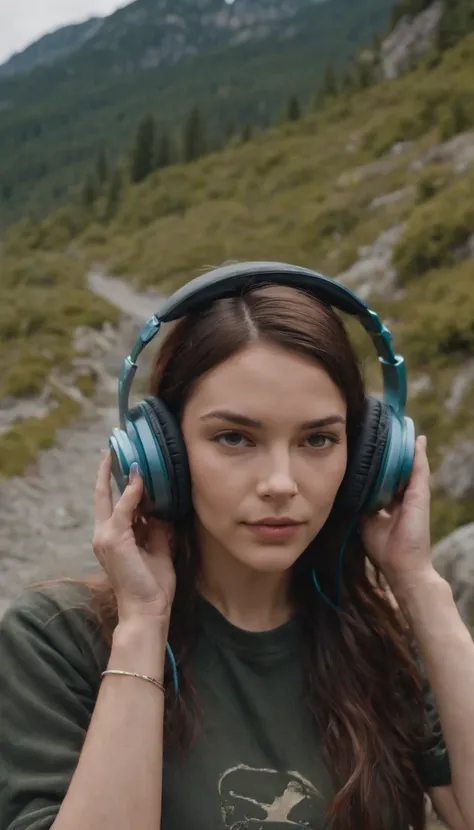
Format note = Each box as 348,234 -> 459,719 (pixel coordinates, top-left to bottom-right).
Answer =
109,260 -> 415,522
109,261 -> 416,689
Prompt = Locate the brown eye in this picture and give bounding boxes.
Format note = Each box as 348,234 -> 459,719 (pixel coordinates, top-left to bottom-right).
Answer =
304,434 -> 337,449
214,431 -> 251,448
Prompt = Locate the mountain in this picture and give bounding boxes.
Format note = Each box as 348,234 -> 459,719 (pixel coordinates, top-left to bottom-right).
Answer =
0,0 -> 345,78
0,0 -> 394,226
0,18 -> 104,79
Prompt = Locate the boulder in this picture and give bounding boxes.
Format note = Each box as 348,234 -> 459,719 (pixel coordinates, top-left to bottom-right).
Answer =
380,0 -> 445,81
433,522 -> 474,626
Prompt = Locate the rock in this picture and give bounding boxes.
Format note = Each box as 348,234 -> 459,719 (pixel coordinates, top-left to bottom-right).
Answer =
445,360 -> 474,415
410,129 -> 474,174
390,141 -> 412,156
0,389 -> 53,436
337,156 -> 399,188
432,440 -> 474,501
433,522 -> 474,625
369,186 -> 415,211
452,233 -> 474,263
345,133 -> 361,153
337,224 -> 405,301
380,1 -> 445,81
408,374 -> 432,399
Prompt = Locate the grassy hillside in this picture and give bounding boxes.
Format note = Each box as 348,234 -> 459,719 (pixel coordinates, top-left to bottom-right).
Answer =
0,0 -> 392,226
3,27 -> 474,543
0,250 -> 119,477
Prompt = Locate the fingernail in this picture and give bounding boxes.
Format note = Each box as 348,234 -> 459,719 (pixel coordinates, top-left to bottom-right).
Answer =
130,462 -> 141,480
100,449 -> 109,461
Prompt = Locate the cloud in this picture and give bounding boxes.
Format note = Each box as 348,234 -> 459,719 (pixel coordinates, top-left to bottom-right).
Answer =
0,0 -> 129,65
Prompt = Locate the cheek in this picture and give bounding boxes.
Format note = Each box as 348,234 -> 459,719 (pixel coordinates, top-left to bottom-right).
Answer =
186,442 -> 237,522
306,447 -> 348,506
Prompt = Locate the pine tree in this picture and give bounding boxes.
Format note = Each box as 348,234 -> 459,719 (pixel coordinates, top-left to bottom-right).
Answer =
2,182 -> 13,201
341,68 -> 356,95
355,56 -> 376,90
241,123 -> 253,144
156,130 -> 172,169
82,176 -> 96,208
104,168 -> 122,221
96,149 -> 108,187
287,94 -> 301,122
225,120 -> 236,141
321,64 -> 338,99
183,106 -> 207,163
131,114 -> 156,183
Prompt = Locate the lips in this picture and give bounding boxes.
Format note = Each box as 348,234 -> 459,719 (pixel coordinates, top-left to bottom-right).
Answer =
242,519 -> 306,542
246,518 -> 304,526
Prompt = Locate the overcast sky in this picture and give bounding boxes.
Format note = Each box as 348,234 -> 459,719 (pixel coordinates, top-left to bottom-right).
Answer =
0,0 -> 130,65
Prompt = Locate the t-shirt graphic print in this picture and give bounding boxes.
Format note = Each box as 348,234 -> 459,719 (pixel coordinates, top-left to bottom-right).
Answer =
219,764 -> 323,828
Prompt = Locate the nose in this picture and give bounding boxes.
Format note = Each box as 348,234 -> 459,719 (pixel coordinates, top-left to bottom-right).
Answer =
256,450 -> 298,501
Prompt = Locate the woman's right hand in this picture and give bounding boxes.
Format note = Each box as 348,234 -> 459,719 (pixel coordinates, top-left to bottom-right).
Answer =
92,450 -> 176,626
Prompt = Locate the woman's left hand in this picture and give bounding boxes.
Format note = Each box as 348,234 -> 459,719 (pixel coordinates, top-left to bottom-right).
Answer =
360,435 -> 436,592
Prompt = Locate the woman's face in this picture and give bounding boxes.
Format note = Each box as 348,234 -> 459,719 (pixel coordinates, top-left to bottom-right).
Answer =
181,342 -> 348,574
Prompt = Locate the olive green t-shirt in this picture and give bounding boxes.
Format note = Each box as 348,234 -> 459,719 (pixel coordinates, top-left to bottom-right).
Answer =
0,584 -> 451,830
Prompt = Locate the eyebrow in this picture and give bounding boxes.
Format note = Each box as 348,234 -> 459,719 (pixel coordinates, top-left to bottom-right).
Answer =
199,410 -> 346,429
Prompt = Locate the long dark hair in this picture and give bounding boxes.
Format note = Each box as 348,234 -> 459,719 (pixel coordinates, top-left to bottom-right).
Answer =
77,284 -> 428,830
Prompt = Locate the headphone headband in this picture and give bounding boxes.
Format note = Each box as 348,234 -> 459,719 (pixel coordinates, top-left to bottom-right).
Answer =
118,261 -> 407,429
158,261 -> 365,320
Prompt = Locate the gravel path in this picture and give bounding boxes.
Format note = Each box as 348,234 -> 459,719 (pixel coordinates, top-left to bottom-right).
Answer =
0,269 -> 164,617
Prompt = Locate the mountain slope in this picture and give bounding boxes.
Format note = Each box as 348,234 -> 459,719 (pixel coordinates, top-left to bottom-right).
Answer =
4,16 -> 474,542
0,0 -> 393,226
0,18 -> 104,79
0,0 -> 341,78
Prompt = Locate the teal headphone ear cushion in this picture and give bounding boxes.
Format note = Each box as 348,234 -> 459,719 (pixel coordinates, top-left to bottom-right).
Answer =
339,397 -> 390,516
141,397 -> 192,520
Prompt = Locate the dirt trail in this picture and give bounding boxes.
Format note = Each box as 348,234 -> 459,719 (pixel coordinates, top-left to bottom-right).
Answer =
0,269 -> 165,617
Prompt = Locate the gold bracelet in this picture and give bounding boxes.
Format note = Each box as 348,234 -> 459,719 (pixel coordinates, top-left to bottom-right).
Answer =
101,669 -> 165,694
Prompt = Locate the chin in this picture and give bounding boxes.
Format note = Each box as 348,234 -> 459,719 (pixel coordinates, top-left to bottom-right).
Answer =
233,543 -> 304,574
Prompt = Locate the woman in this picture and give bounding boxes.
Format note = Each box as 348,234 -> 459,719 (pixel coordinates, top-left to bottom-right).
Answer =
0,279 -> 473,830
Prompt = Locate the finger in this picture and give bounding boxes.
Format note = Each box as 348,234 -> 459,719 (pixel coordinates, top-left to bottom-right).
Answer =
419,434 -> 431,475
406,435 -> 430,500
113,464 -> 144,531
94,450 -> 114,527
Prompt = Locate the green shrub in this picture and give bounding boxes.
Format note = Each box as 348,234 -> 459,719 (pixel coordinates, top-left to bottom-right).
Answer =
0,393 -> 81,478
397,261 -> 474,366
437,96 -> 473,140
393,173 -> 474,282
0,253 -> 119,401
415,164 -> 452,204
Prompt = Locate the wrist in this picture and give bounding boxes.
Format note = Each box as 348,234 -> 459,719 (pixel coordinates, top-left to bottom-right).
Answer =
388,567 -> 451,611
110,618 -> 169,681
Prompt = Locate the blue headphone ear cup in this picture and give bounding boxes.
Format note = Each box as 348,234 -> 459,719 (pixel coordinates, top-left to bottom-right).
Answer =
338,397 -> 390,516
140,397 -> 192,520
371,411 -> 415,515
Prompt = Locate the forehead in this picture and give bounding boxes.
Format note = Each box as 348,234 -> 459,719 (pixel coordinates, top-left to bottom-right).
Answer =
186,342 -> 346,418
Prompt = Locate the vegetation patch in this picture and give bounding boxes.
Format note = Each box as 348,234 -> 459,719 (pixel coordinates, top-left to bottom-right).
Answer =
0,251 -> 118,475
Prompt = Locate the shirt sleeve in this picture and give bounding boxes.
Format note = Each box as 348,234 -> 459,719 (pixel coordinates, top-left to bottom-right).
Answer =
415,665 -> 451,790
0,587 -> 106,830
